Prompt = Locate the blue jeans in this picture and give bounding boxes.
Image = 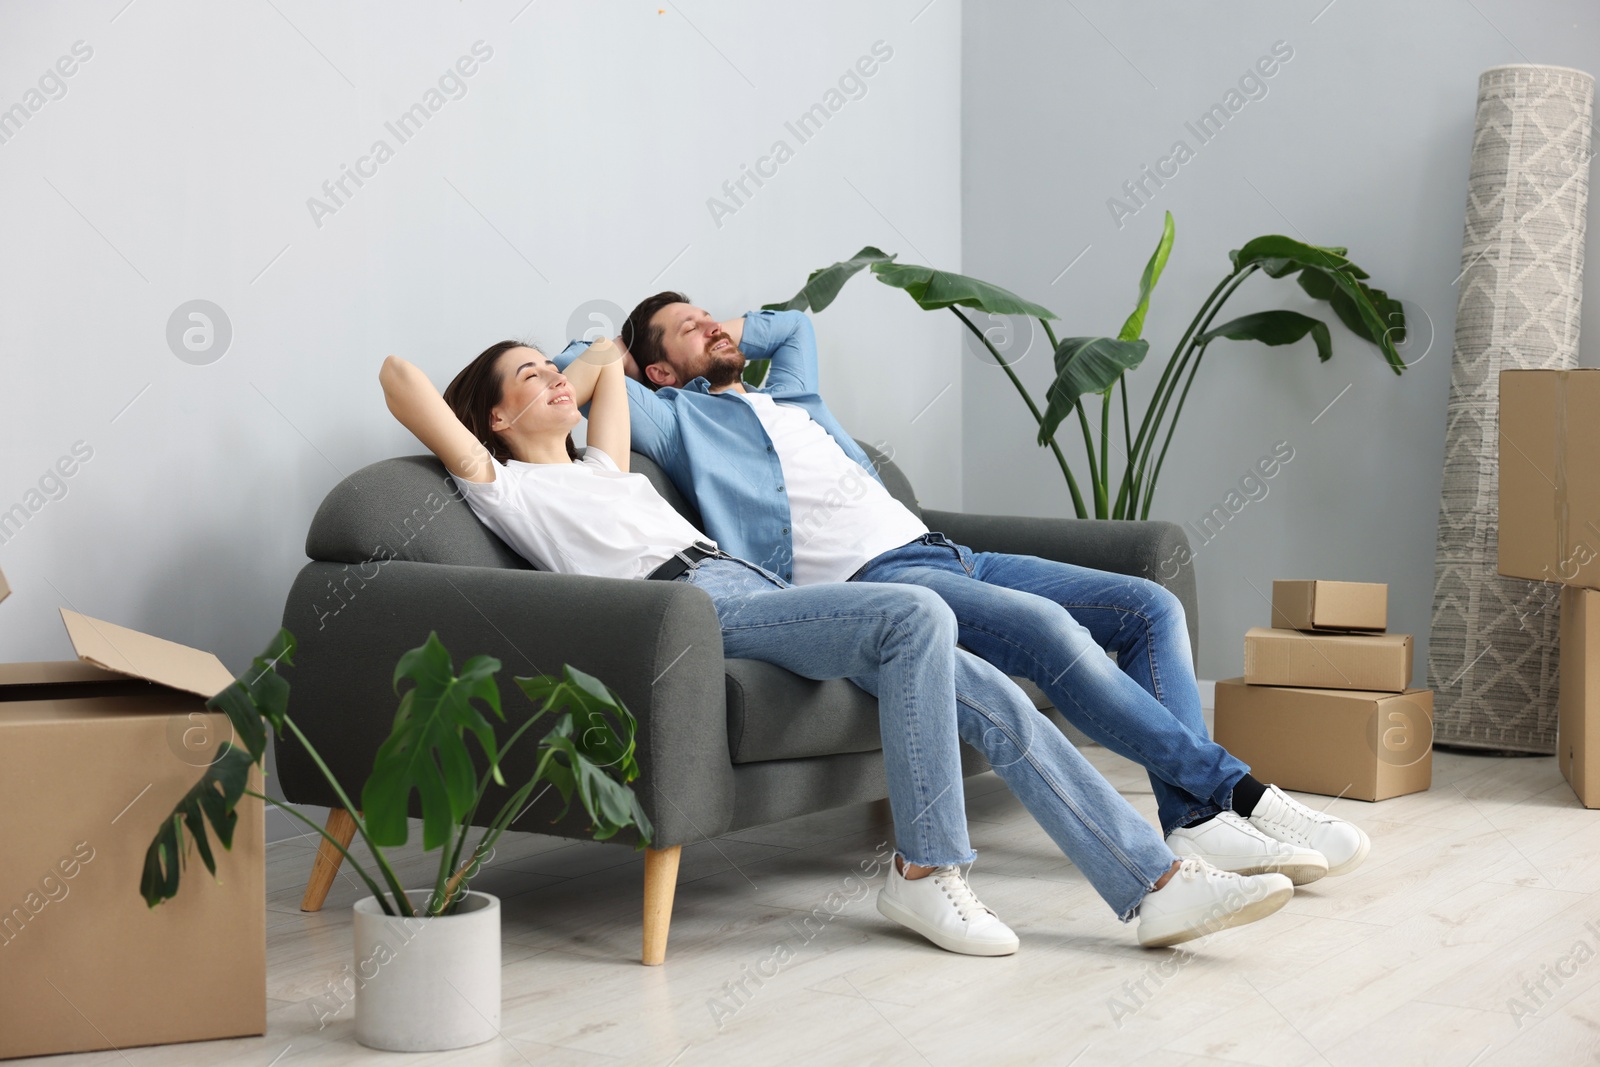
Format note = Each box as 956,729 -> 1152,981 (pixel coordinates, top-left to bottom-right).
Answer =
684,557 -> 1176,919
851,534 -> 1251,836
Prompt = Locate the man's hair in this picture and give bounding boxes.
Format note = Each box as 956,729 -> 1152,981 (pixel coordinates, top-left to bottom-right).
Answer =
621,290 -> 689,392
443,339 -> 578,465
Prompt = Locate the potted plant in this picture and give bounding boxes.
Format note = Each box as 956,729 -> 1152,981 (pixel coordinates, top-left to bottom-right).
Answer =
761,212 -> 1410,519
140,628 -> 651,1052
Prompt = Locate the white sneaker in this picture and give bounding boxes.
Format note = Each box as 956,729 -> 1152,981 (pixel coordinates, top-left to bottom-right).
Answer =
1137,857 -> 1293,948
876,861 -> 1019,956
1167,811 -> 1329,886
1248,784 -> 1371,876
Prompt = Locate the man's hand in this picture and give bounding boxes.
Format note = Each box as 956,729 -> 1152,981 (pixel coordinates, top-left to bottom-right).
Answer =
718,316 -> 745,348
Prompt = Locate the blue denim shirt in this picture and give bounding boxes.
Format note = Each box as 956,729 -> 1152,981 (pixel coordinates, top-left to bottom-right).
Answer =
555,309 -> 881,581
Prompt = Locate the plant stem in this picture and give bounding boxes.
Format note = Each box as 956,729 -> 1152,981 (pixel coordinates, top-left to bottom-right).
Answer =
1073,399 -> 1104,518
282,718 -> 415,917
1099,388 -> 1112,512
952,307 -> 1088,518
1125,272 -> 1238,508
1132,267 -> 1254,518
1113,377 -> 1135,518
1130,267 -> 1257,509
244,788 -> 395,915
1141,341 -> 1211,519
432,698 -> 558,916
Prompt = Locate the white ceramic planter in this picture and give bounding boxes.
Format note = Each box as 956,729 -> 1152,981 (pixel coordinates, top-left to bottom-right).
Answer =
351,890 -> 501,1052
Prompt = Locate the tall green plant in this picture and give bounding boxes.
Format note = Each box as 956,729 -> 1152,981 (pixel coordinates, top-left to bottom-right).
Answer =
141,630 -> 651,918
764,214 -> 1407,519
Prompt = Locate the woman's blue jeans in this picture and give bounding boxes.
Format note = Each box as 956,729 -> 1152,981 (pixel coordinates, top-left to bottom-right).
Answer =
684,557 -> 1176,920
850,534 -> 1251,837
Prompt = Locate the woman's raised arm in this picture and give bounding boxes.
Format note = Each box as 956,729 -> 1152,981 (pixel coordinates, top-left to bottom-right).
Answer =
379,355 -> 497,483
572,338 -> 632,472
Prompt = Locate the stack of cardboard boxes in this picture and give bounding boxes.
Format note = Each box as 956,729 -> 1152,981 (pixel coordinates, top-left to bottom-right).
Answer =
1498,368 -> 1600,807
1214,579 -> 1434,802
0,564 -> 266,1060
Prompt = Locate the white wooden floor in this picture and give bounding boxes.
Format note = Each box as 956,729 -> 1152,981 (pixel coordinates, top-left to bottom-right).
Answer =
20,744 -> 1600,1066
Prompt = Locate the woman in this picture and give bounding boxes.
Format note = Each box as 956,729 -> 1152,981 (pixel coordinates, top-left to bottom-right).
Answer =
379,338 -> 1293,953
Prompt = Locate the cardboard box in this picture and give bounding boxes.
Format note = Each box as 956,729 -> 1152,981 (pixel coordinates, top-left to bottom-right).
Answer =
1499,368 -> 1600,586
1270,579 -> 1387,631
1560,585 -> 1600,807
1214,677 -> 1433,801
1243,626 -> 1413,692
0,610 -> 263,1060
0,565 -> 10,605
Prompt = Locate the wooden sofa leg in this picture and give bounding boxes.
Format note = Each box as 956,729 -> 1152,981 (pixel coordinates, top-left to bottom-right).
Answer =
641,846 -> 682,966
301,808 -> 360,912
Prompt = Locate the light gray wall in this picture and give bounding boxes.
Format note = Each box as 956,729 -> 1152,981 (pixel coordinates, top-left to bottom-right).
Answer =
961,0 -> 1600,682
0,1 -> 962,841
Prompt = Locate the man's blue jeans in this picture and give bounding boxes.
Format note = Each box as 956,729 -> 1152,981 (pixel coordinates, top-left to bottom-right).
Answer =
684,557 -> 1176,920
851,534 -> 1251,837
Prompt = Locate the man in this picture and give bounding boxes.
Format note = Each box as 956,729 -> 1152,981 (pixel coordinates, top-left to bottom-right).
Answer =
556,294 -> 1370,882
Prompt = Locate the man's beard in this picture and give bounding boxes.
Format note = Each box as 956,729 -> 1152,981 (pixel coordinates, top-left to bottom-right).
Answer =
700,335 -> 746,389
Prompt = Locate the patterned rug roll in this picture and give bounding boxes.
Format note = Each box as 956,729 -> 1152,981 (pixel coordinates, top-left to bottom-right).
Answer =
1429,64 -> 1594,753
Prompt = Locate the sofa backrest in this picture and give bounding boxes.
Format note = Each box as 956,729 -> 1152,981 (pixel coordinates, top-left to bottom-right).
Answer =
306,441 -> 920,568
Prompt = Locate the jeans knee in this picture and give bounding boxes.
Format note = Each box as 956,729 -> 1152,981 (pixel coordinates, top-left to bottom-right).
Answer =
887,585 -> 956,643
1132,577 -> 1186,629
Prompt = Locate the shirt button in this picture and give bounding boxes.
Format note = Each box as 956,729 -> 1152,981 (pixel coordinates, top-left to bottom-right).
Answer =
777,485 -> 785,492
781,527 -> 789,534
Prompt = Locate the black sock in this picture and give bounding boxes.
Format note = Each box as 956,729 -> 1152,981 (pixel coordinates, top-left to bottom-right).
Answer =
1230,774 -> 1267,818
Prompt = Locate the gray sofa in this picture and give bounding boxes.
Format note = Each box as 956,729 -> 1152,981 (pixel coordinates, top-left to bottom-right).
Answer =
275,443 -> 1197,963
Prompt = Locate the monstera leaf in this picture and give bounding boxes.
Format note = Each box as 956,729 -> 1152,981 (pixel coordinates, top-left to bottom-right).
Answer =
140,629 -> 297,908
361,633 -> 506,851
515,665 -> 651,844
140,743 -> 254,907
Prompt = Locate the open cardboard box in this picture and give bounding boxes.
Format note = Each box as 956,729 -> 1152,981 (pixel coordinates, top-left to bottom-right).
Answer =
0,608 -> 264,1060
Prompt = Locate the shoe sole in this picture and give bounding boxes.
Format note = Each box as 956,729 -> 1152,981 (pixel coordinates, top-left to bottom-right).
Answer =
1324,831 -> 1372,877
875,893 -> 1019,957
1137,880 -> 1293,948
1223,859 -> 1327,887
1169,848 -> 1328,887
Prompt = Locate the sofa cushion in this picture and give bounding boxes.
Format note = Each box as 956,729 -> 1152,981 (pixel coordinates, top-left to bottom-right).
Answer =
724,658 -> 883,763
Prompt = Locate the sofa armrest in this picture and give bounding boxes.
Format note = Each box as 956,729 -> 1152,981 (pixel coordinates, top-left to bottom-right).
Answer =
274,560 -> 733,848
919,509 -> 1199,670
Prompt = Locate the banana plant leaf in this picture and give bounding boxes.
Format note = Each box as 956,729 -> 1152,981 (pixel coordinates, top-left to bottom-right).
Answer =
762,247 -> 897,313
1198,309 -> 1332,361
1037,336 -> 1149,445
870,262 -> 1058,319
361,633 -> 506,850
1230,235 -> 1404,372
140,743 -> 254,907
1119,211 -> 1175,342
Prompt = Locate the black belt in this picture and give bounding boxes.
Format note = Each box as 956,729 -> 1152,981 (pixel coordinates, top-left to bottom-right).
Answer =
646,541 -> 724,581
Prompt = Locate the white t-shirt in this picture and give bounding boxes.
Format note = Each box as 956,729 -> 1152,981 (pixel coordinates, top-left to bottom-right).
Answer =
451,447 -> 710,581
739,392 -> 928,585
